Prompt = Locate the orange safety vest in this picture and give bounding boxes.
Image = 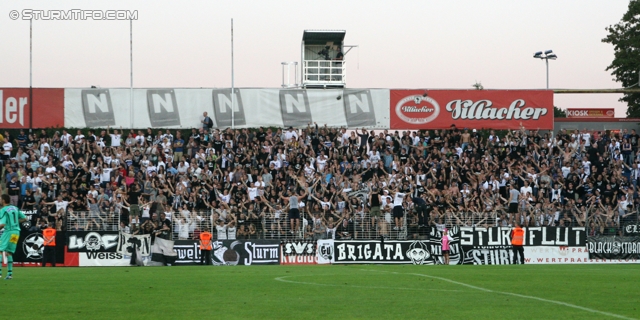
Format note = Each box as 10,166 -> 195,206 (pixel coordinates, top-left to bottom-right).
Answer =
199,232 -> 213,251
511,227 -> 524,246
43,228 -> 56,247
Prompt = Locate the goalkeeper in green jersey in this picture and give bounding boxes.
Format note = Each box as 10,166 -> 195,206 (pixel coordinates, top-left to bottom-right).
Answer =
0,194 -> 28,280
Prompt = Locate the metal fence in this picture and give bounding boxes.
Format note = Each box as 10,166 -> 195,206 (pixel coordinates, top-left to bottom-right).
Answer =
61,202 -> 640,240
66,210 -> 121,232
166,209 -> 413,241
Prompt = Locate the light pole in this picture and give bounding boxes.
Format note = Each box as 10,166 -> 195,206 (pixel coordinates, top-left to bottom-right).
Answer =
533,50 -> 557,89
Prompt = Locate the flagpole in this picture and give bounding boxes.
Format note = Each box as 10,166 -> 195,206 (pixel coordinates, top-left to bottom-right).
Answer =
130,18 -> 133,129
29,18 -> 33,130
231,18 -> 235,130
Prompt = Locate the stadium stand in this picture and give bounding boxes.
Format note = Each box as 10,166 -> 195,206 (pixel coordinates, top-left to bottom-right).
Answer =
1,124 -> 639,242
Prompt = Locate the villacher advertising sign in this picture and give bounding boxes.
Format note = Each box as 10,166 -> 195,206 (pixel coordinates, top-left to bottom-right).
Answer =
390,90 -> 553,130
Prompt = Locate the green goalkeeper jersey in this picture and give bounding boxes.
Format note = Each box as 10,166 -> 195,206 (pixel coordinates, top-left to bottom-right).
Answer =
0,205 -> 26,232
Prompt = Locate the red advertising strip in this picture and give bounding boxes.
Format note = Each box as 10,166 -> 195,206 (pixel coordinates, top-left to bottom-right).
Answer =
64,246 -> 79,267
390,90 -> 554,130
0,88 -> 65,129
566,108 -> 615,118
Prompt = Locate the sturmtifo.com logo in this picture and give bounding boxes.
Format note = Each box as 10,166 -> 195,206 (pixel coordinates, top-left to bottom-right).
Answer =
9,9 -> 138,21
395,95 -> 440,125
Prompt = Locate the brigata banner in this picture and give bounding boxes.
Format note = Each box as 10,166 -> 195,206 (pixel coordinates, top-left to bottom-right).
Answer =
0,88 -> 65,129
390,90 -> 553,130
587,236 -> 640,261
566,108 -> 615,118
173,239 -> 280,266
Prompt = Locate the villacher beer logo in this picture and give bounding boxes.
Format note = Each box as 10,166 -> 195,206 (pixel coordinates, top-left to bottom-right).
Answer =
445,99 -> 548,120
395,95 -> 440,125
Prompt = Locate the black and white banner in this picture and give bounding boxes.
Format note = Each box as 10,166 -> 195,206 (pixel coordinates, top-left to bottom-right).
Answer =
624,224 -> 640,235
67,231 -> 119,252
587,236 -> 640,261
332,227 -> 462,265
13,230 -> 65,265
173,240 -> 280,266
281,241 -> 317,265
116,233 -> 151,257
460,227 -> 585,247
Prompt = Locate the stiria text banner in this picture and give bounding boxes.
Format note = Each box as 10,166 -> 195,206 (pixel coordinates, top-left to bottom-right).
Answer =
390,90 -> 553,130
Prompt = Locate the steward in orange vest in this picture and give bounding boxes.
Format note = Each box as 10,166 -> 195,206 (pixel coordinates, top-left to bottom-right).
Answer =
199,230 -> 213,265
510,223 -> 525,265
42,227 -> 57,267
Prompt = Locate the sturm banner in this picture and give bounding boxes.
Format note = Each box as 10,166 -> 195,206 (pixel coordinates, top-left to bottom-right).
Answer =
587,236 -> 640,261
64,88 -> 390,129
389,90 -> 553,130
173,240 -> 281,266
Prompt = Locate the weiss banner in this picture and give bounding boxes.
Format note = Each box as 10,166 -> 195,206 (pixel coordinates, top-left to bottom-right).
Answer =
64,88 -> 390,129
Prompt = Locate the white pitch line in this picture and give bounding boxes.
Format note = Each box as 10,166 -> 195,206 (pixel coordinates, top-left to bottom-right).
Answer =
362,269 -> 636,320
274,275 -> 461,292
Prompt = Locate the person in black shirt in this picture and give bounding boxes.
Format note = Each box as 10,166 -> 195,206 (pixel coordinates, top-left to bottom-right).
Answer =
6,176 -> 20,206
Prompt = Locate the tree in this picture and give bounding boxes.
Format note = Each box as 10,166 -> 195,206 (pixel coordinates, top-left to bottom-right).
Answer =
554,106 -> 566,118
602,0 -> 640,117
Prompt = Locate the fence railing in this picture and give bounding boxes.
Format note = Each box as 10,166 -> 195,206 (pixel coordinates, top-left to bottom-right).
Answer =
66,210 -> 121,232
61,203 -> 640,240
303,60 -> 346,84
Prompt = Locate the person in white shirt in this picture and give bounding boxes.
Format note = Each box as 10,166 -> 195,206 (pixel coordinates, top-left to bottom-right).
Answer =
45,196 -> 70,213
520,181 -> 533,197
74,130 -> 85,144
61,130 -> 73,147
216,219 -> 228,240
284,127 -> 298,141
107,126 -> 122,148
316,153 -> 328,172
247,186 -> 258,201
390,189 -> 405,231
2,139 -> 12,157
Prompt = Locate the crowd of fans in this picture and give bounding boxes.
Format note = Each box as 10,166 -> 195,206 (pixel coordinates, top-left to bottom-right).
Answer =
2,119 -> 640,242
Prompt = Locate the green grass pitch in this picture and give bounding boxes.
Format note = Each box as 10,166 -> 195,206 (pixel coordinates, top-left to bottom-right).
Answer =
1,265 -> 639,319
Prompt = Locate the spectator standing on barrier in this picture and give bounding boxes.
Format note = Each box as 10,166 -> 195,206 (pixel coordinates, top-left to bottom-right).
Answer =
42,225 -> 57,267
442,228 -> 452,265
199,228 -> 213,265
511,222 -> 525,264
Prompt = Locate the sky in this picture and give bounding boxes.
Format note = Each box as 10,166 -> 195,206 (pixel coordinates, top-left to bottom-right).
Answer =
0,0 -> 633,116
